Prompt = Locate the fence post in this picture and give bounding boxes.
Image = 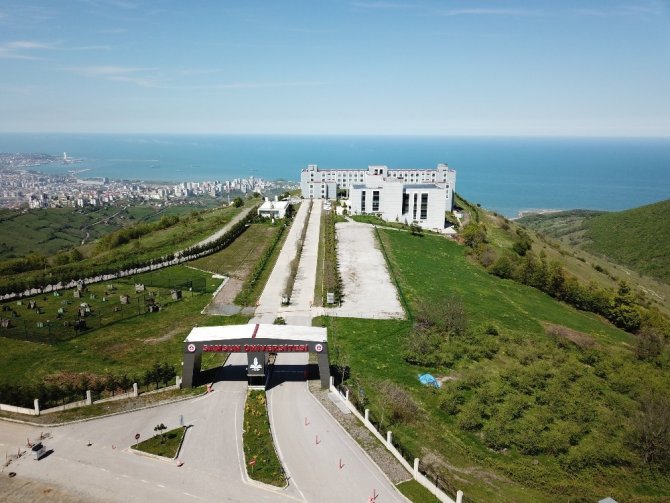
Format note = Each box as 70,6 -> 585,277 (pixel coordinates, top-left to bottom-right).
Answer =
457,490 -> 463,503
133,382 -> 138,397
34,398 -> 40,416
86,390 -> 92,405
386,431 -> 392,447
413,458 -> 419,479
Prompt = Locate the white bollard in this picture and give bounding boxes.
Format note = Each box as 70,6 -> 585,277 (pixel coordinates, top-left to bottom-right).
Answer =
86,390 -> 92,405
413,458 -> 419,479
364,409 -> 369,422
34,398 -> 40,416
456,490 -> 463,503
133,382 -> 138,397
386,431 -> 392,447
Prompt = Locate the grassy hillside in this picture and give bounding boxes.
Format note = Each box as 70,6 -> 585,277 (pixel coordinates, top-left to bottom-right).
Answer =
519,199 -> 670,283
0,202 -> 221,261
322,228 -> 670,503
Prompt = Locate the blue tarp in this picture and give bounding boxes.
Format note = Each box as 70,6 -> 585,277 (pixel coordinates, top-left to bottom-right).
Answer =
418,373 -> 441,388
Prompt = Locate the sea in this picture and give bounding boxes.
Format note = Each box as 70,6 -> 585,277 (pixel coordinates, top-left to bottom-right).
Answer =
1,133 -> 669,218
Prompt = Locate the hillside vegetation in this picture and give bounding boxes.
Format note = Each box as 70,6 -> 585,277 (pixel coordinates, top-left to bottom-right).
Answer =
0,197 -> 260,295
324,226 -> 670,502
519,199 -> 670,283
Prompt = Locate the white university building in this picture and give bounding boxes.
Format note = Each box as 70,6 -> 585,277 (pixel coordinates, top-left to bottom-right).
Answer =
300,163 -> 456,232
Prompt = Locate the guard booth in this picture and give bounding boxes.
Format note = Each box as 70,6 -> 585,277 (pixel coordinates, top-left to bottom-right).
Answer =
182,324 -> 330,389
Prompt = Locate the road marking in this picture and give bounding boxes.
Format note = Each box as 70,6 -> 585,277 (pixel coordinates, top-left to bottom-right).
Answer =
141,479 -> 148,483
99,467 -> 107,472
157,483 -> 165,488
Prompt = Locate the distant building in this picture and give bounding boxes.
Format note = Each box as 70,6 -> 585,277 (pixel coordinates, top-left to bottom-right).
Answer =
300,164 -> 456,232
258,196 -> 291,219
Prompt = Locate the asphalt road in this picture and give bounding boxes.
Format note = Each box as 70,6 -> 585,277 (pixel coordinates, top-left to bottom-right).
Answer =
4,355 -> 301,503
268,353 -> 406,503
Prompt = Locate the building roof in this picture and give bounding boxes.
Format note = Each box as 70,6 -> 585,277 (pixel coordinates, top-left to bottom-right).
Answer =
258,200 -> 290,211
184,324 -> 327,343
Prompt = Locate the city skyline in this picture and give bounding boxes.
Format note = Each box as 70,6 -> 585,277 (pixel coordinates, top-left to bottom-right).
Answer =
0,0 -> 669,137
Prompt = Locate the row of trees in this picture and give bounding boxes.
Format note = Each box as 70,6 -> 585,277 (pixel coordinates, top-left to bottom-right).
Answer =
0,209 -> 256,297
96,215 -> 181,252
462,221 -> 670,339
235,220 -> 287,305
321,208 -> 342,305
0,362 -> 177,409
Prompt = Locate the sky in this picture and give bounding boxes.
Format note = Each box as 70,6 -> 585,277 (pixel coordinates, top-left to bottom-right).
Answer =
0,0 -> 669,136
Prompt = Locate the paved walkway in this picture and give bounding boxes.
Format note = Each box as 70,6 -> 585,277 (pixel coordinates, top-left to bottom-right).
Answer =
192,205 -> 253,250
250,201 -> 314,324
320,220 -> 404,319
277,201 -> 322,326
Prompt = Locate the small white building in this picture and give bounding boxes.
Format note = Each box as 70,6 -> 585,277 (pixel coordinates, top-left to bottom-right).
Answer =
257,196 -> 291,219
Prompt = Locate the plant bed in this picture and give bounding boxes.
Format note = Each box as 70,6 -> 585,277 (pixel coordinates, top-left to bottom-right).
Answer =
132,425 -> 187,458
243,390 -> 286,487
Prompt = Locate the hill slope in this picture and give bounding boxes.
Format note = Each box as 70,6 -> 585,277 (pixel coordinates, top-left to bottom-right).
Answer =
519,199 -> 670,283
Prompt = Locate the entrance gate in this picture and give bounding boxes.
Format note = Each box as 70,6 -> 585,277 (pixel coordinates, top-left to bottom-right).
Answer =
182,324 -> 330,389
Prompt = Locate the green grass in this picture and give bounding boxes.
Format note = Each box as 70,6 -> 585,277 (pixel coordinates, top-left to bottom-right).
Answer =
0,264 -> 253,386
318,228 -> 670,503
132,426 -> 186,458
235,219 -> 291,306
351,214 -> 408,229
243,390 -> 285,487
189,222 -> 280,277
0,199 -> 259,294
397,480 -> 441,503
519,200 -> 670,283
0,202 -> 232,261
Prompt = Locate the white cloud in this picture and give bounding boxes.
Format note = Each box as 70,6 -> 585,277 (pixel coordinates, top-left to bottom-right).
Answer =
437,8 -> 543,17
351,2 -> 413,9
0,40 -> 55,59
70,65 -> 157,87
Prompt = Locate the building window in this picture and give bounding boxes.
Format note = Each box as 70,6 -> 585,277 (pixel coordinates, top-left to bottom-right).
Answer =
421,193 -> 428,220
413,193 -> 418,220
402,193 -> 409,214
372,190 -> 380,212
361,191 -> 366,212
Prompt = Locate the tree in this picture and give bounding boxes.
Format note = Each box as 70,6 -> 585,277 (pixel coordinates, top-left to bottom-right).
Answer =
631,389 -> 670,467
154,423 -> 167,443
232,197 -> 244,208
460,223 -> 486,248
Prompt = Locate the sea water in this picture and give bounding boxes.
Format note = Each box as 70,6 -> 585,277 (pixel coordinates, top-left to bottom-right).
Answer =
0,134 -> 668,217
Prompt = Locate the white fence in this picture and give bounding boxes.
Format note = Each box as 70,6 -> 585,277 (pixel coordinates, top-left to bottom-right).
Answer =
330,378 -> 463,503
1,377 -> 182,417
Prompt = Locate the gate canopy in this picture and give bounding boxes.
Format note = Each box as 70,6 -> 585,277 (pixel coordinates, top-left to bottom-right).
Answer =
182,324 -> 329,388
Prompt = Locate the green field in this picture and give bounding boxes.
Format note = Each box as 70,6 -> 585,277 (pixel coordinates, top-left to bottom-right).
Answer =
0,198 -> 259,294
0,265 -> 251,387
519,199 -> 670,283
0,202 -> 224,261
189,221 -> 280,278
321,228 -> 670,503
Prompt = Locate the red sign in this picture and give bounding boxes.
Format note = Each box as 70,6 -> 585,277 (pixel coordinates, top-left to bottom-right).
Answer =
249,458 -> 256,466
203,343 -> 309,353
